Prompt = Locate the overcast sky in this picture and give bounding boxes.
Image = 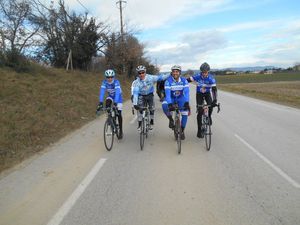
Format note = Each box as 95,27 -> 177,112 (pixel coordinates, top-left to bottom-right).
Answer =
63,0 -> 300,71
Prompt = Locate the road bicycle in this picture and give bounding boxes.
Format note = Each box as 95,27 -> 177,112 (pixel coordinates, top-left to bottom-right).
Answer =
172,103 -> 182,154
102,105 -> 121,151
139,105 -> 151,150
197,103 -> 220,151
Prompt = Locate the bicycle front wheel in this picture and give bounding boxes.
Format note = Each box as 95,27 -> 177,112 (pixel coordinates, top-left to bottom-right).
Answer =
204,122 -> 211,151
104,119 -> 114,151
140,119 -> 145,150
145,117 -> 149,139
114,117 -> 120,139
175,116 -> 181,154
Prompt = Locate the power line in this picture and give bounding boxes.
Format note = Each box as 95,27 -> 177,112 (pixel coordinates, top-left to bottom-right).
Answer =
75,0 -> 90,13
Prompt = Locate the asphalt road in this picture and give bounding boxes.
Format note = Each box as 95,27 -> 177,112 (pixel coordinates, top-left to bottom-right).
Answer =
1,87 -> 300,225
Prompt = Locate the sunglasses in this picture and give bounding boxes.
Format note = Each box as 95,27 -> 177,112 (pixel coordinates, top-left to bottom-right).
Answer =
138,71 -> 145,75
106,77 -> 113,79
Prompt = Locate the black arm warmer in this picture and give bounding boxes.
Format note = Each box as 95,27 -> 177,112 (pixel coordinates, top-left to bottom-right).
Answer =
212,86 -> 218,101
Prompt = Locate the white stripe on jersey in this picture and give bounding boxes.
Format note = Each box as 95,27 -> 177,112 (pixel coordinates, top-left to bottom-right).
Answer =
170,85 -> 185,91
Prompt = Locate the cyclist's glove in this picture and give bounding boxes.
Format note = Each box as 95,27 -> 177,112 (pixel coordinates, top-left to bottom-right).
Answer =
183,102 -> 190,111
168,103 -> 175,111
113,102 -> 118,107
134,105 -> 139,110
96,102 -> 103,111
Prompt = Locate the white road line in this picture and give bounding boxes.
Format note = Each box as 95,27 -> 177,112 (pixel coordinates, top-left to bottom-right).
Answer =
130,115 -> 137,124
235,134 -> 300,189
47,158 -> 107,225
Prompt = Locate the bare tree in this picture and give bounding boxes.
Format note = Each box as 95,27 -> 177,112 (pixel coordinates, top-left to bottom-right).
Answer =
30,0 -> 110,69
104,32 -> 158,76
0,0 -> 39,55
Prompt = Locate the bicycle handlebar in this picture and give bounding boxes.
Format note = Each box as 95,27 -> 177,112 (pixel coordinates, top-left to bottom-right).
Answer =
170,103 -> 185,112
139,106 -> 150,111
98,106 -> 119,117
197,103 -> 221,113
101,107 -> 114,112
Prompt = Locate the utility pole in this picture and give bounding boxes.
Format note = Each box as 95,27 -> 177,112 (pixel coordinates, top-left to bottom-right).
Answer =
116,0 -> 126,38
116,0 -> 127,74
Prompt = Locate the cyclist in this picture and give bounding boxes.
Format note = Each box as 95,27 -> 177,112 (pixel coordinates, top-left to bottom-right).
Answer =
156,79 -> 166,102
96,69 -> 123,139
187,62 -> 218,138
163,65 -> 190,140
132,65 -> 169,130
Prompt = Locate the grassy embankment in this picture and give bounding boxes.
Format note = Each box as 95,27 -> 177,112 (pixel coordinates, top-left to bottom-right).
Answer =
0,65 -> 132,172
216,72 -> 300,109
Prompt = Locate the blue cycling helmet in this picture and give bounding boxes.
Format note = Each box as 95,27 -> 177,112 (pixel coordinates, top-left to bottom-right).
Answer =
200,62 -> 210,72
104,69 -> 115,78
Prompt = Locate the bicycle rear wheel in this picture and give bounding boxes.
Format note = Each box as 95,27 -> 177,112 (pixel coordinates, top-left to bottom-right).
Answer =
104,119 -> 114,151
140,119 -> 145,150
204,122 -> 211,151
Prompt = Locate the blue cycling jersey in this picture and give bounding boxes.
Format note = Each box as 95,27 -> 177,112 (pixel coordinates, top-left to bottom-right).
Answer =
191,73 -> 216,93
164,76 -> 189,104
99,79 -> 123,103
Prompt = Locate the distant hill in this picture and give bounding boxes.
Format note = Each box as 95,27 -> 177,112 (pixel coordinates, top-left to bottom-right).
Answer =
220,66 -> 276,72
178,66 -> 277,74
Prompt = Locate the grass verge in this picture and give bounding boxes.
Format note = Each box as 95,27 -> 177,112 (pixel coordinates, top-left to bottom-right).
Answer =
219,81 -> 300,109
0,66 -> 132,172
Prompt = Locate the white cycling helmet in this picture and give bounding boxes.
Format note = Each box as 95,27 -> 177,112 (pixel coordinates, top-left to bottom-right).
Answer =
104,69 -> 115,78
171,65 -> 181,71
136,65 -> 146,73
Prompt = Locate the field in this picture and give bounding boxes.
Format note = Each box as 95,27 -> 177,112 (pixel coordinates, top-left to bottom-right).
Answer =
216,72 -> 300,108
216,72 -> 300,84
0,66 -> 132,172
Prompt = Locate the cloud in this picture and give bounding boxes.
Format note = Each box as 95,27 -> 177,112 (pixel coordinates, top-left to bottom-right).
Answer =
147,16 -> 300,70
62,0 -> 300,69
64,0 -> 234,30
145,30 -> 227,70
123,0 -> 234,29
218,20 -> 280,33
